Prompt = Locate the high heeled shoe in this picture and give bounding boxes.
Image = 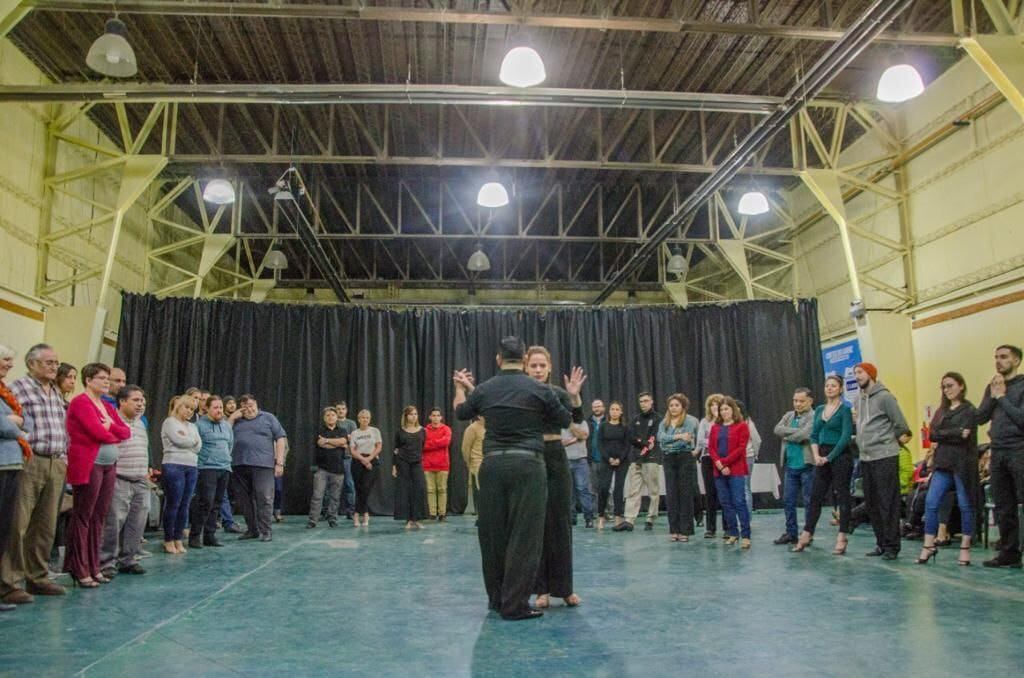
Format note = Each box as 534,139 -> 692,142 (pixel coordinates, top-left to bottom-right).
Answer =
916,546 -> 938,565
93,574 -> 111,584
832,537 -> 848,556
791,533 -> 812,553
959,547 -> 972,566
71,576 -> 100,589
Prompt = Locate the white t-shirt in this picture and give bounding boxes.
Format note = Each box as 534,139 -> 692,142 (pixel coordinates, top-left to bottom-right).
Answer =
350,426 -> 382,459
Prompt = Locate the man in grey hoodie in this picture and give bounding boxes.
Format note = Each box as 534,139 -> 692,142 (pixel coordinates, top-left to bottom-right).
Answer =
978,344 -> 1024,569
854,362 -> 911,560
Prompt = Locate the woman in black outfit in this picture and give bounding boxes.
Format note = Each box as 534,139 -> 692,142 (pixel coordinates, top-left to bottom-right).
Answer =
917,372 -> 978,566
598,401 -> 631,530
526,345 -> 585,609
393,405 -> 428,530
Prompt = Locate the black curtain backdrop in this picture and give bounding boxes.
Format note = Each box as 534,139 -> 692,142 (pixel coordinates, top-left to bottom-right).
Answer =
115,293 -> 824,515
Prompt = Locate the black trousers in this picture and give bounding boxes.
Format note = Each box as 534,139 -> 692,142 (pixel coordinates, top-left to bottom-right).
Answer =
0,470 -> 21,562
862,456 -> 901,554
991,447 -> 1024,561
393,457 -> 428,521
232,465 -> 275,538
663,454 -> 697,535
190,468 -> 230,542
700,456 -> 721,532
535,441 -> 573,598
350,460 -> 378,515
478,451 -> 547,619
804,449 -> 853,535
597,461 -> 629,516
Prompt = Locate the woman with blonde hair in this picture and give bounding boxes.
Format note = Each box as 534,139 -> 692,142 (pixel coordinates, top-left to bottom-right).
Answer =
697,394 -> 725,538
161,395 -> 202,554
349,409 -> 382,527
526,345 -> 585,609
393,405 -> 428,530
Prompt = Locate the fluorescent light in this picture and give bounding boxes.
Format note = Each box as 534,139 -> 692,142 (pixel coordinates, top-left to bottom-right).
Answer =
202,179 -> 235,205
476,181 -> 510,208
737,191 -> 770,216
877,64 -> 924,103
499,46 -> 546,88
86,18 -> 138,78
467,246 -> 491,272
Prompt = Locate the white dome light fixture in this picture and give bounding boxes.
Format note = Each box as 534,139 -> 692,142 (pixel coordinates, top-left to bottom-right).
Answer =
202,179 -> 236,205
476,181 -> 510,208
737,190 -> 770,216
467,244 -> 492,273
263,246 -> 289,271
86,18 -> 138,78
499,46 -> 546,88
876,63 -> 924,103
666,248 -> 688,276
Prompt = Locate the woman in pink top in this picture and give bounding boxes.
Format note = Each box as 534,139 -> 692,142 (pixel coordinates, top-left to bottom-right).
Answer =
64,363 -> 130,588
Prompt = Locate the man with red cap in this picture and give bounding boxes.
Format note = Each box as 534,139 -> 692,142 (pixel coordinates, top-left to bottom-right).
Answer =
854,362 -> 911,560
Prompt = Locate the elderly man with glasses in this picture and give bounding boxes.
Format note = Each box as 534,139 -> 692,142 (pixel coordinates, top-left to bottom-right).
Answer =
1,344 -> 68,606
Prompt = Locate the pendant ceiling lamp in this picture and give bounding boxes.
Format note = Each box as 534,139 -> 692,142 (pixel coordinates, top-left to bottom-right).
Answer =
86,17 -> 138,78
666,248 -> 688,275
467,244 -> 492,272
202,179 -> 235,205
263,244 -> 289,271
737,190 -> 770,216
876,63 -> 924,103
476,181 -> 510,208
499,45 -> 546,88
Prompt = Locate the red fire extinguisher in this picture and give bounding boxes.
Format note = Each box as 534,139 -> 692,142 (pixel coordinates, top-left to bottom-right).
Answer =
921,421 -> 931,449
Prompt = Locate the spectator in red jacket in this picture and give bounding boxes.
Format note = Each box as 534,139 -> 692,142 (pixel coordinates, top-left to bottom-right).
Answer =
708,396 -> 752,549
64,363 -> 131,588
423,408 -> 453,522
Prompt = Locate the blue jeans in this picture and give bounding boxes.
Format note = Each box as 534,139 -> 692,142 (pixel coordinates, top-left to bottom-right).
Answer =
220,490 -> 235,526
715,475 -> 751,538
569,458 -> 594,522
162,464 -> 198,542
783,465 -> 814,538
925,469 -> 975,537
341,457 -> 356,514
274,475 -> 283,512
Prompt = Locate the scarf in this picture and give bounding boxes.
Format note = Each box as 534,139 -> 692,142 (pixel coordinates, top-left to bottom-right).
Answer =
0,380 -> 33,461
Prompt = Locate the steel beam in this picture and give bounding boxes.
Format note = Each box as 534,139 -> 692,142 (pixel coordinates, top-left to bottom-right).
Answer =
961,34 -> 1024,121
800,168 -> 863,303
0,83 -> 783,115
0,0 -> 30,37
22,1 -> 960,46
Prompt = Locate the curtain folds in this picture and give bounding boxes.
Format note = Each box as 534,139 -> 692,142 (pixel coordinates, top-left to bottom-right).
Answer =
116,294 -> 824,515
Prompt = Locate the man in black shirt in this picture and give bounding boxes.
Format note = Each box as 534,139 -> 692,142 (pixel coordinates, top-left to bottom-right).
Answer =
454,336 -> 585,621
616,392 -> 663,532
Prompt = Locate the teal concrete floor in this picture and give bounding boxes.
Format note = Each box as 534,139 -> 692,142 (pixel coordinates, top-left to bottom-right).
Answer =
1,513 -> 1022,677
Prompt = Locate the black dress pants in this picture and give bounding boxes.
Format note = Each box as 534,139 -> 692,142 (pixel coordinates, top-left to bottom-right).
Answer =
804,450 -> 853,535
478,451 -> 547,619
393,457 -> 428,521
190,468 -> 230,542
700,456 -> 720,532
0,470 -> 21,562
534,441 -> 573,598
862,456 -> 901,554
232,465 -> 275,537
991,447 -> 1024,561
663,453 -> 697,535
351,460 -> 378,515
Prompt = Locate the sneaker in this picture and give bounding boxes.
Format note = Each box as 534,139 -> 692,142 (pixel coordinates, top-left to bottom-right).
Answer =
612,522 -> 634,532
117,564 -> 146,575
644,522 -> 654,531
773,533 -> 796,545
138,549 -> 153,559
328,520 -> 338,528
704,531 -> 716,539
259,533 -> 273,542
100,566 -> 118,579
585,519 -> 594,529
982,556 -> 1023,569
224,524 -> 245,534
307,520 -> 317,529
438,515 -> 448,523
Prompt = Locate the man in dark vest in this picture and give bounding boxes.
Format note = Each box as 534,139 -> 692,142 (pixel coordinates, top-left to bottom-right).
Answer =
454,336 -> 585,621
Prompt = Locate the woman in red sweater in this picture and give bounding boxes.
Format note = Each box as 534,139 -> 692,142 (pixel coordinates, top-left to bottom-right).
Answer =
708,396 -> 752,549
422,408 -> 453,521
64,363 -> 131,587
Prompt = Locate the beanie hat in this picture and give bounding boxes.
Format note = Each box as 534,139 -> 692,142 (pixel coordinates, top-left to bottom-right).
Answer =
855,362 -> 878,381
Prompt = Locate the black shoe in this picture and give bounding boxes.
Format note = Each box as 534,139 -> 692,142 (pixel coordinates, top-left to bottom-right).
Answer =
259,533 -> 273,542
865,547 -> 884,557
882,551 -> 899,561
328,520 -> 338,528
238,532 -> 259,541
203,538 -> 224,547
100,566 -> 118,579
502,609 -> 544,621
704,531 -> 716,539
307,520 -> 317,529
644,522 -> 654,531
224,524 -> 245,534
983,556 -> 1023,568
773,533 -> 796,545
585,519 -> 594,529
438,515 -> 447,523
346,511 -> 354,520
696,518 -> 704,527
187,539 -> 203,549
612,522 -> 634,532
117,563 -> 146,575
